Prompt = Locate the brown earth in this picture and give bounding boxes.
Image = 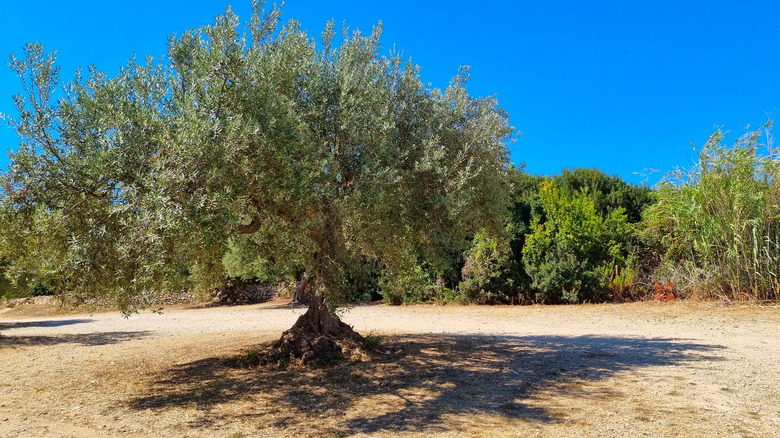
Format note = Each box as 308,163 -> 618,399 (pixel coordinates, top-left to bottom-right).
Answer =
1,298 -> 779,437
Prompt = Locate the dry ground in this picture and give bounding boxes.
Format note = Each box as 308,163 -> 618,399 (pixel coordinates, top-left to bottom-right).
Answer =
1,298 -> 779,437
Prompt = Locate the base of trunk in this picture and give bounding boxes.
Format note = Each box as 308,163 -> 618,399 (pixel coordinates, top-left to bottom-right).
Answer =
260,300 -> 366,366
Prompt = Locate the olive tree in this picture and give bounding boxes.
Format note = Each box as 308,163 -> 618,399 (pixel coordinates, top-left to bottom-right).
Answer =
1,3 -> 514,363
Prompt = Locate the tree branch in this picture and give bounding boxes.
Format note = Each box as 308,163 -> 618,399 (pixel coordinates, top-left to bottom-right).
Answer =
237,215 -> 262,234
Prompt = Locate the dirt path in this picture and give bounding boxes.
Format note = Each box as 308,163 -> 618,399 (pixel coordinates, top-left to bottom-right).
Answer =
1,300 -> 779,437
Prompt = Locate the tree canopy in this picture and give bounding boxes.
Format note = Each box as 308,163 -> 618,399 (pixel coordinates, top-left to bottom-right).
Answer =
0,4 -> 514,362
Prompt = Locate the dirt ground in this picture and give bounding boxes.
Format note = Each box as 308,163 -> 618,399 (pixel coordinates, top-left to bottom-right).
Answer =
1,298 -> 779,437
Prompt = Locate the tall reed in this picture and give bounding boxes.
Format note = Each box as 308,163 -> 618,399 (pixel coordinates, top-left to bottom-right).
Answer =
647,122 -> 780,301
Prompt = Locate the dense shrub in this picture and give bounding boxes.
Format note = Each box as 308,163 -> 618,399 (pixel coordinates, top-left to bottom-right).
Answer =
459,232 -> 520,303
557,167 -> 654,223
379,262 -> 457,304
454,168 -> 651,305
523,179 -> 632,303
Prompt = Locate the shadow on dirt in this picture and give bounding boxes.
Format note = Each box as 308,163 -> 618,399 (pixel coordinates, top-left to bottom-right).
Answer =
0,330 -> 151,348
127,333 -> 725,433
0,318 -> 94,330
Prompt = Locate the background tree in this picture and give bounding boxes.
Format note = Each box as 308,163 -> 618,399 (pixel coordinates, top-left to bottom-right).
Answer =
457,168 -> 651,304
522,179 -> 631,303
557,167 -> 653,223
456,169 -> 538,304
0,4 -> 514,363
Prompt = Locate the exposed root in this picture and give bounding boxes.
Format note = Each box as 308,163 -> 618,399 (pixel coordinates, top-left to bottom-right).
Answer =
259,298 -> 367,367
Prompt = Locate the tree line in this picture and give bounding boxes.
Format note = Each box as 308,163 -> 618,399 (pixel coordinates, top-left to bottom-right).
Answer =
5,134 -> 779,306
257,131 -> 780,308
0,3 -> 778,362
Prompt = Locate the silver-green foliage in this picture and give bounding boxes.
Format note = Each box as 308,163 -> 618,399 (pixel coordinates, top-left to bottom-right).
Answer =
646,122 -> 780,300
0,3 -> 514,312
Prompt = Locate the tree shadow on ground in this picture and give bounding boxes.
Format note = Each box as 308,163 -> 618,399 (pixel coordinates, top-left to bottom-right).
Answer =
0,330 -> 151,348
0,318 -> 94,330
127,334 -> 724,434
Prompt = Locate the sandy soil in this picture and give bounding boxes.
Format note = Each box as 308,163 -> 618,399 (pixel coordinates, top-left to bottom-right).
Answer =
1,299 -> 779,437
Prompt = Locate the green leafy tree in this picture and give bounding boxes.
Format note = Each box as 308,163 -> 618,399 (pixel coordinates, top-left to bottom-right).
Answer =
523,179 -> 630,303
0,4 -> 514,362
557,167 -> 654,223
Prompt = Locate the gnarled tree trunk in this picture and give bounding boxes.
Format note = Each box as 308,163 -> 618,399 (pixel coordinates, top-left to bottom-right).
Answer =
263,284 -> 365,366
260,214 -> 367,366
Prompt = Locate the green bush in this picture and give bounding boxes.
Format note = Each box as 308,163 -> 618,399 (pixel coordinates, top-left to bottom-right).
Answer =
378,260 -> 461,305
458,231 -> 520,303
455,169 -> 650,304
523,179 -> 631,303
379,263 -> 438,305
596,256 -> 642,300
557,167 -> 654,223
364,335 -> 382,350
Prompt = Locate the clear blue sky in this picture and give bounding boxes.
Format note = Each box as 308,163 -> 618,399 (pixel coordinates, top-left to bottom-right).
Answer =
2,1 -> 779,185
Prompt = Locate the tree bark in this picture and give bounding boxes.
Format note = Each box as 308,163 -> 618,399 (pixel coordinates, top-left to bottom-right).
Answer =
263,291 -> 365,365
292,263 -> 312,304
261,216 -> 366,366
